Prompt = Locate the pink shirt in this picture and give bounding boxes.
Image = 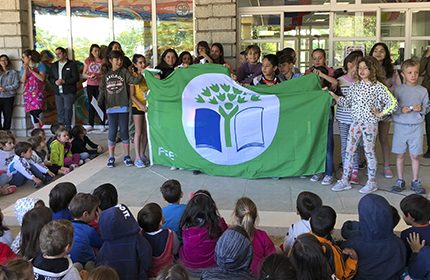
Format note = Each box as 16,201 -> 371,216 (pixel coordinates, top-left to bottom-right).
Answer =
250,229 -> 276,276
85,57 -> 103,86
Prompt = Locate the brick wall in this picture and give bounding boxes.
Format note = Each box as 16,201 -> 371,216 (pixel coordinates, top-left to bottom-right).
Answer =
195,0 -> 237,69
0,0 -> 31,136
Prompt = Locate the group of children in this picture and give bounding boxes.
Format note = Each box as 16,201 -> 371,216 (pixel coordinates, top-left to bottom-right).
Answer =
0,178 -> 429,280
0,123 -> 102,196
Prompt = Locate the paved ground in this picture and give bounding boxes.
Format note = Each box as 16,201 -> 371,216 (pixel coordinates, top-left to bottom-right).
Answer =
2,129 -> 430,235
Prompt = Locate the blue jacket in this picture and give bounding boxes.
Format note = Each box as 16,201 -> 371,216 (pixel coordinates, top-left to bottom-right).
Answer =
162,203 -> 186,237
409,246 -> 430,279
70,220 -> 103,264
342,194 -> 406,280
97,204 -> 152,280
52,209 -> 73,221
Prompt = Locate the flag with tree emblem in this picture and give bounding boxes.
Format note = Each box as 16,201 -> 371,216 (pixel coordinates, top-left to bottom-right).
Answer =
145,64 -> 332,178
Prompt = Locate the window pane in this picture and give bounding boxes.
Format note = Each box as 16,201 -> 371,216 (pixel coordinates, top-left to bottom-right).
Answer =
157,0 -> 193,57
238,0 -> 329,7
412,11 -> 430,37
334,12 -> 376,37
411,40 -> 430,59
114,1 -> 153,61
384,41 -> 405,67
381,11 -> 405,37
333,41 -> 375,68
71,0 -> 110,62
32,0 -> 68,51
241,15 -> 281,40
240,42 -> 280,59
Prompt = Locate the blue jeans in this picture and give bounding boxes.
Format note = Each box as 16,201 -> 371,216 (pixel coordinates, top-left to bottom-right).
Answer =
56,93 -> 75,129
10,164 -> 48,187
325,117 -> 334,176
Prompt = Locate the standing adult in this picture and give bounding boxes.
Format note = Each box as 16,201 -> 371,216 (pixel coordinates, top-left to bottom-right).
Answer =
83,44 -> 105,131
420,46 -> 430,158
369,42 -> 401,178
49,47 -> 79,129
21,49 -> 47,129
0,55 -> 19,130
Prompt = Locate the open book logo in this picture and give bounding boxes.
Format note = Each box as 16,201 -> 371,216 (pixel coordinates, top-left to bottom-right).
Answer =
182,74 -> 279,165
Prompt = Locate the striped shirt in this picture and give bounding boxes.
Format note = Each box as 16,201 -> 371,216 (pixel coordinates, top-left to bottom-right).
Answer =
336,75 -> 355,124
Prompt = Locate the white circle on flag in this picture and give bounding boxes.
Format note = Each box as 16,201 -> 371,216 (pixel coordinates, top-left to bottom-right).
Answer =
182,73 -> 280,165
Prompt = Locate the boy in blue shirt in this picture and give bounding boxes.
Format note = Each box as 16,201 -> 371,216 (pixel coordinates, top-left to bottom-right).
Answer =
160,179 -> 186,237
391,59 -> 429,194
69,193 -> 103,270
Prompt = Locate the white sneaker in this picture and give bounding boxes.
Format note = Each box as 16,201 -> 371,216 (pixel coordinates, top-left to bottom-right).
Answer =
310,173 -> 323,182
331,179 -> 352,192
170,166 -> 178,170
321,175 -> 334,185
359,182 -> 378,194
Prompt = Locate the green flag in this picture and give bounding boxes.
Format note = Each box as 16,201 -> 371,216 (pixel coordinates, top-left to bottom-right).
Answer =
145,64 -> 331,178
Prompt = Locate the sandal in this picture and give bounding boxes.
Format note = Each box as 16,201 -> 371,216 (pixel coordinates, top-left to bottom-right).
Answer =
0,185 -> 17,196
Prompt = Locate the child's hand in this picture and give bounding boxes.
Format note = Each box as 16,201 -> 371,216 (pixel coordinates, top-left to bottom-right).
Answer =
402,106 -> 411,113
342,248 -> 358,260
372,107 -> 384,118
33,177 -> 43,187
48,170 -> 55,177
97,145 -> 103,153
44,160 -> 52,166
413,104 -> 422,112
407,232 -> 425,253
154,74 -> 161,79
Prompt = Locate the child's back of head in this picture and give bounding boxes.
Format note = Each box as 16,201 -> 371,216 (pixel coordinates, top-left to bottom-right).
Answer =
39,220 -> 73,257
49,182 -> 77,213
400,194 -> 430,225
30,128 -> 45,138
234,197 -> 257,238
88,266 -> 119,280
160,179 -> 182,204
310,206 -> 337,238
260,253 -> 296,280
296,191 -> 323,220
69,193 -> 100,220
92,183 -> 118,211
180,190 -> 222,239
2,259 -> 34,280
138,203 -> 162,232
156,264 -> 189,280
19,206 -> 52,260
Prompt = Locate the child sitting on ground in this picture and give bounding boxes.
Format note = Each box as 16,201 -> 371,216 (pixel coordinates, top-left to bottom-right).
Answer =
30,128 -> 47,161
406,232 -> 430,280
87,266 -> 119,280
70,124 -> 103,161
50,128 -> 80,174
160,179 -> 186,237
2,259 -> 34,280
283,191 -> 322,252
259,253 -> 296,280
49,182 -> 77,220
399,194 -> 430,262
0,208 -> 12,246
32,220 -> 81,279
138,202 -> 179,277
0,131 -> 16,195
92,183 -> 118,211
7,142 -> 54,187
310,205 -> 358,280
69,193 -> 103,270
179,190 -> 228,275
97,204 -> 152,279
233,197 -> 275,277
47,122 -> 65,155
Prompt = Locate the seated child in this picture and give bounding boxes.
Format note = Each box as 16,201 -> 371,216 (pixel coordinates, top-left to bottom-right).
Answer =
2,259 -> 34,280
179,190 -> 228,274
259,253 -> 296,280
201,226 -> 254,280
138,202 -> 179,277
283,191 -> 322,252
70,124 -> 103,161
0,242 -> 16,265
310,205 -> 358,280
0,208 -> 13,246
233,197 -> 275,277
32,220 -> 81,279
50,128 -> 80,174
30,128 -> 47,161
0,131 -> 16,195
341,194 -> 406,279
47,122 -> 65,155
400,194 -> 430,261
252,54 -> 279,86
156,264 -> 189,280
160,179 -> 186,237
87,266 -> 120,280
11,197 -> 45,253
49,182 -> 77,220
97,204 -> 152,279
406,232 -> 430,280
92,183 -> 118,211
7,142 -> 53,187
69,193 -> 103,269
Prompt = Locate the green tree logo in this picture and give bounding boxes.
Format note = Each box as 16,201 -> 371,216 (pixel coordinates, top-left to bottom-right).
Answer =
195,83 -> 261,147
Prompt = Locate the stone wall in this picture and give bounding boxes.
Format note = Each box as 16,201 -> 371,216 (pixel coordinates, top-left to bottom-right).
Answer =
0,0 -> 31,136
195,0 -> 237,69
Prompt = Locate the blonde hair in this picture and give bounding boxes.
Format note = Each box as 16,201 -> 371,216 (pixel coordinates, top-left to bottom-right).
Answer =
234,197 -> 257,239
401,59 -> 420,72
88,266 -> 119,280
